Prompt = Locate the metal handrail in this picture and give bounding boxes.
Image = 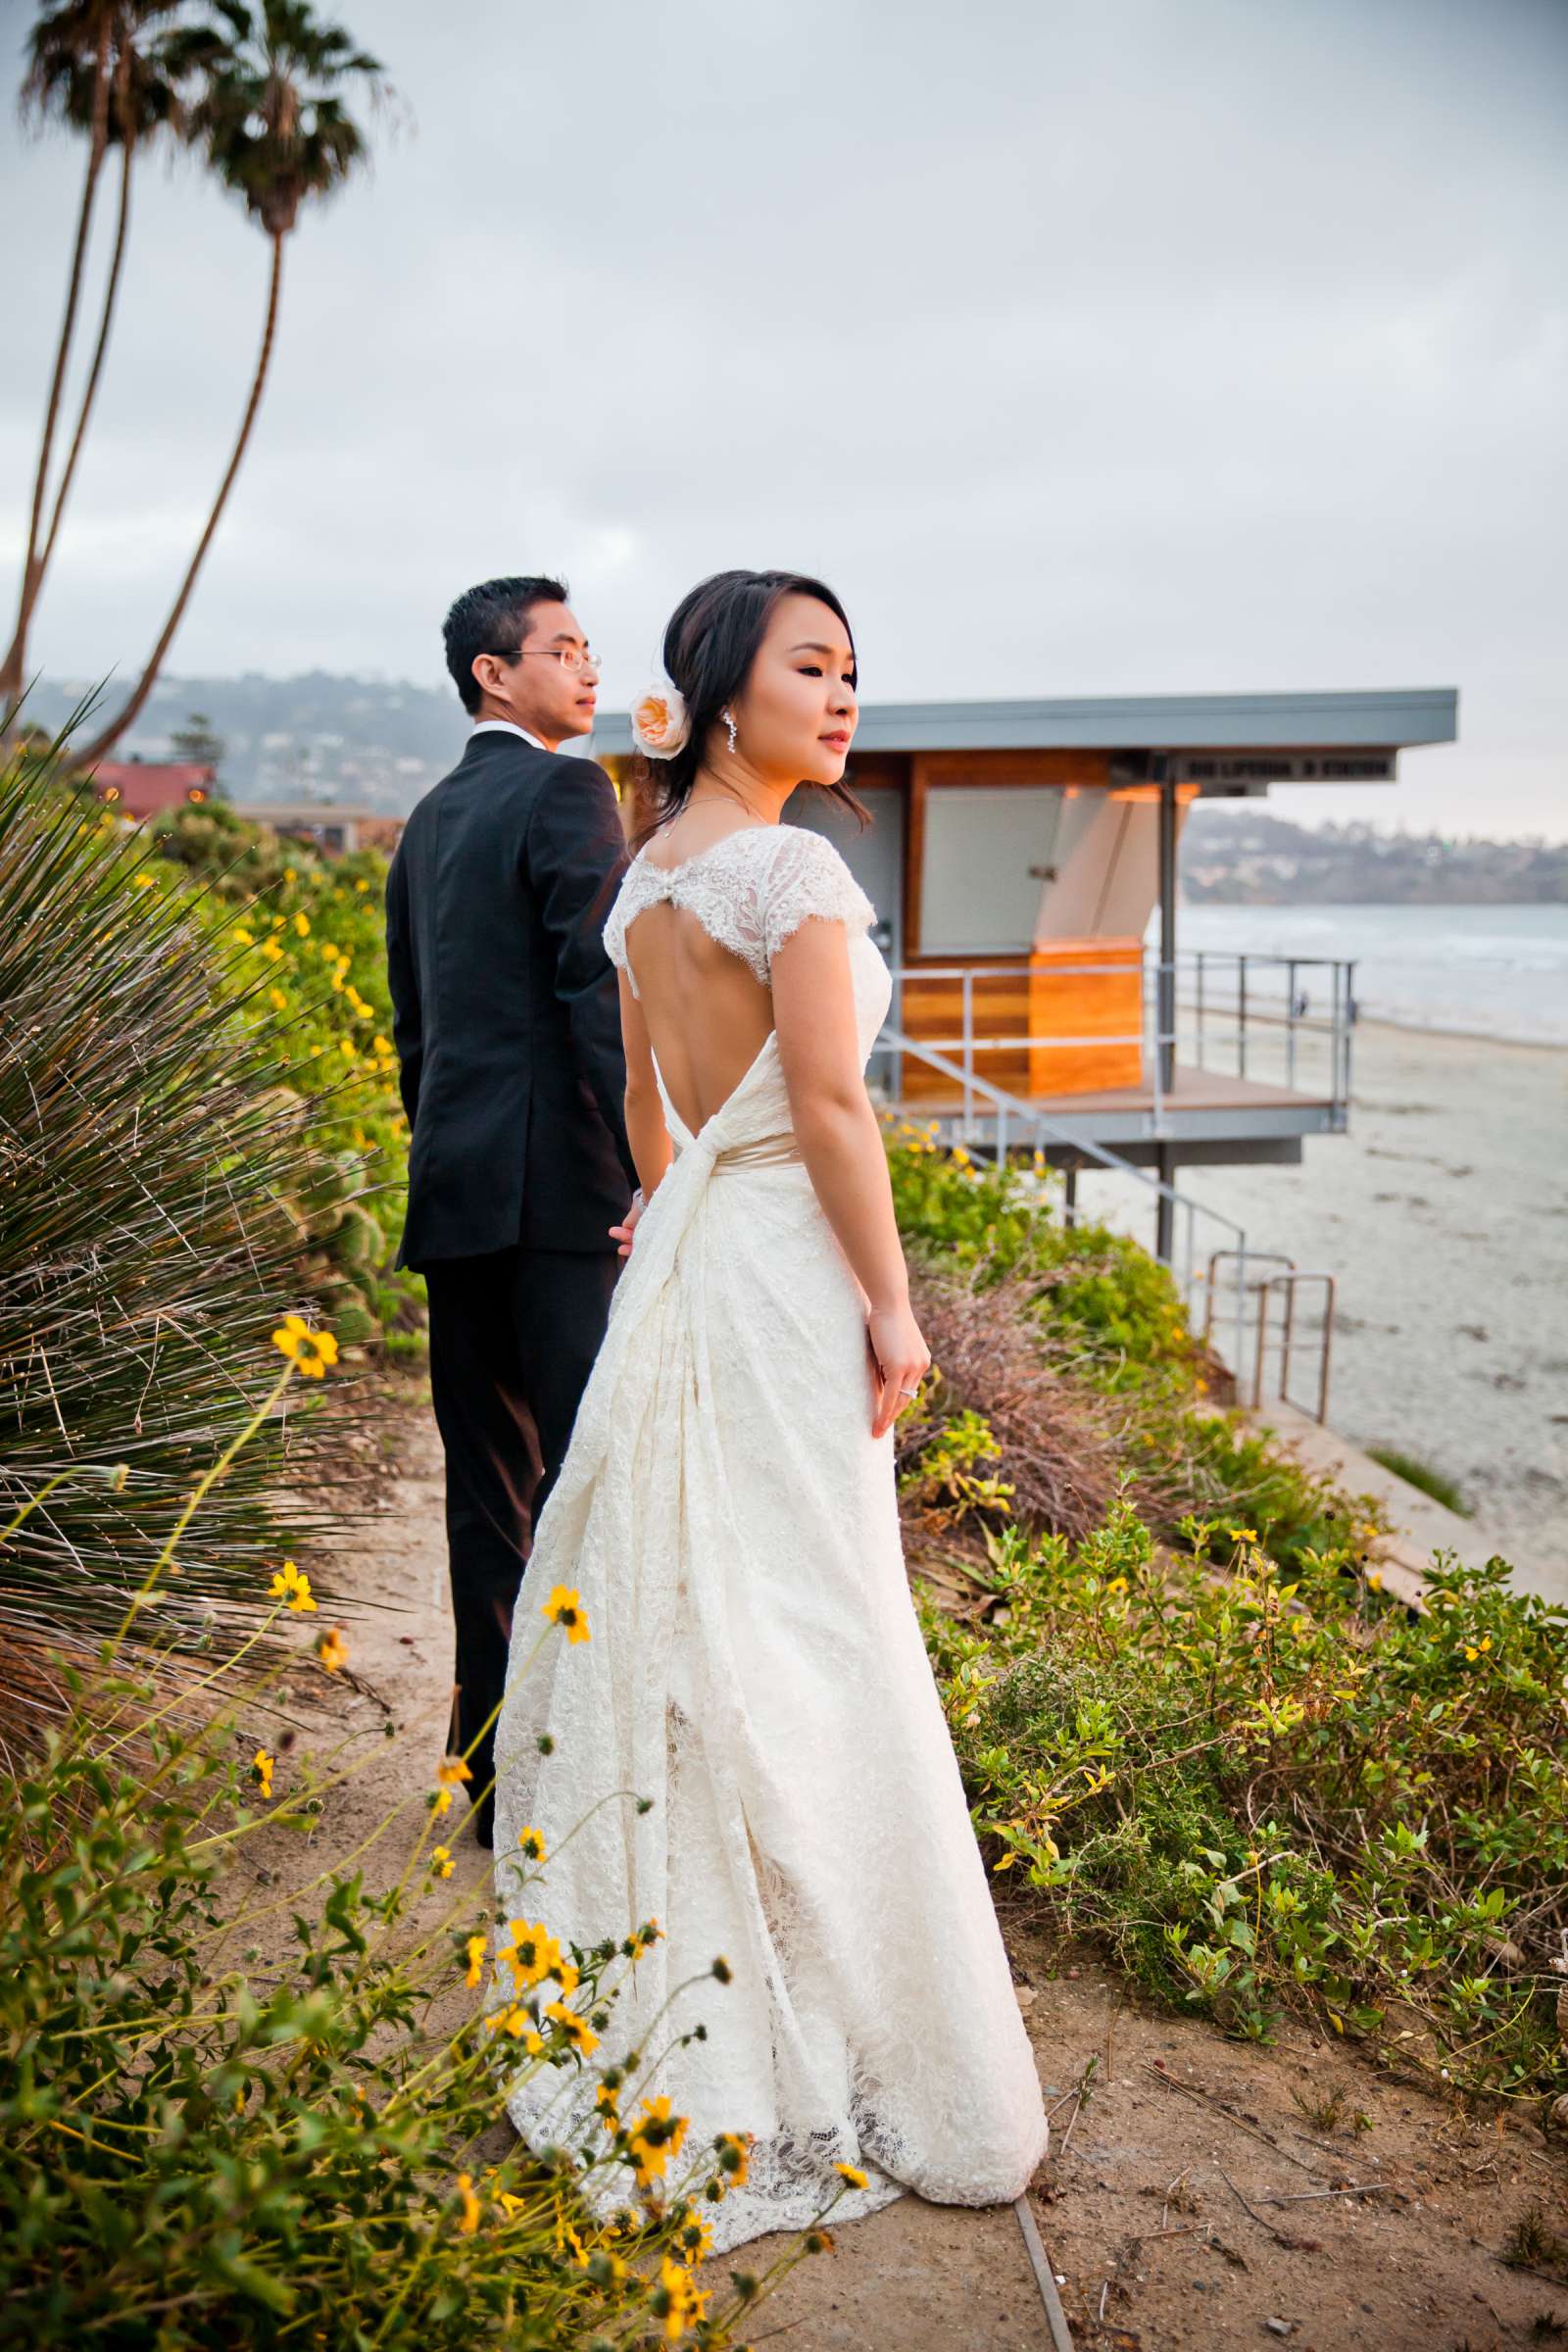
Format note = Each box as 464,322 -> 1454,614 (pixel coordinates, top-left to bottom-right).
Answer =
1202,1250 -> 1297,1348
1200,1250 -> 1338,1423
884,948 -> 1357,1123
879,1023 -> 1254,1366
1253,1271 -> 1338,1425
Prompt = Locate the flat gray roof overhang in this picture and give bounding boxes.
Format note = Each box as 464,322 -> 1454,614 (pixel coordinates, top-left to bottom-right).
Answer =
589,686 -> 1457,760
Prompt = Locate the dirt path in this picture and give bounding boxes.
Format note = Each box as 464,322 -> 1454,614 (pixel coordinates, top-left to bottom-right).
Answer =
242,1383 -> 1568,2351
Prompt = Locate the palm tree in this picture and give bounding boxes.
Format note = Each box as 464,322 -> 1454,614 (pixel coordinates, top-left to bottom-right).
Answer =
2,2 -> 117,721
31,15 -> 185,594
72,0 -> 389,768
2,3 -> 184,731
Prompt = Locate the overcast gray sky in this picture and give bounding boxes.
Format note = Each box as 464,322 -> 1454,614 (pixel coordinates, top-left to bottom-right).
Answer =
5,0 -> 1566,836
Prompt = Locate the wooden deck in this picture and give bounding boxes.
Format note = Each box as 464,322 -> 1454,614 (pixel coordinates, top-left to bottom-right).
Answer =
1020,1067 -> 1325,1119
877,1057 -> 1344,1160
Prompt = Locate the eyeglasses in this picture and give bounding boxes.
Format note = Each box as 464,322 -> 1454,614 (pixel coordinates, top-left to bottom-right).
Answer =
504,644 -> 600,675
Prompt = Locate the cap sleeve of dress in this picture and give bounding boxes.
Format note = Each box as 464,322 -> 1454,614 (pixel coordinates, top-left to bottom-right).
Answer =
760,826 -> 877,971
602,868 -> 639,998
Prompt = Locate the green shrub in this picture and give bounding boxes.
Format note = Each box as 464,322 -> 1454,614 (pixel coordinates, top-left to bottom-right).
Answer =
885,1124 -> 1200,1383
923,1506 -> 1568,2098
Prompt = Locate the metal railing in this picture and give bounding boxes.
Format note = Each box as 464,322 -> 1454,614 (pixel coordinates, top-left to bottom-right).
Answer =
872,949 -> 1357,1132
880,1024 -> 1258,1369
1202,1250 -> 1338,1423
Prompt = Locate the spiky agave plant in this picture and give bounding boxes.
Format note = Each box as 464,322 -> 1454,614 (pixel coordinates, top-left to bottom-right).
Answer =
0,730 -> 337,1761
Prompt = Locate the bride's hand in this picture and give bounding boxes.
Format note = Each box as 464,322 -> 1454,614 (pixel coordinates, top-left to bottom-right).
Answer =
609,1189 -> 646,1260
866,1300 -> 931,1441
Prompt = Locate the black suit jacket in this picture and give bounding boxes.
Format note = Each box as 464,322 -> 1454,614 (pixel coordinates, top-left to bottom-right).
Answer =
385,730 -> 637,1269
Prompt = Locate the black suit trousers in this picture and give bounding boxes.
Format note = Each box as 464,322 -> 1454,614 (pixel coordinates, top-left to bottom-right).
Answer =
424,1245 -> 619,1834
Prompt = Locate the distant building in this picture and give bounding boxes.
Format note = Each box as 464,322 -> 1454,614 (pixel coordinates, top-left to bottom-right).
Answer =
230,802 -> 403,857
91,759 -> 217,818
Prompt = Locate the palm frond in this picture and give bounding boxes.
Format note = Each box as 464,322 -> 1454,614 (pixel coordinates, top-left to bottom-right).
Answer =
0,736 -> 339,1747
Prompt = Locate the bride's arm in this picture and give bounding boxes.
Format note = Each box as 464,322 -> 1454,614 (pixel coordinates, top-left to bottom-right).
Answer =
618,968 -> 673,1206
772,921 -> 929,1438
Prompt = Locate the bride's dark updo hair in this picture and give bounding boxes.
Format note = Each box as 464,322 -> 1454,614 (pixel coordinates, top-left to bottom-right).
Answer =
632,567 -> 868,844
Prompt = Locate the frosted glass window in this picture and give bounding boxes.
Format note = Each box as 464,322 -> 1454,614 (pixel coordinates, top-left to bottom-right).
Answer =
920,786 -> 1063,951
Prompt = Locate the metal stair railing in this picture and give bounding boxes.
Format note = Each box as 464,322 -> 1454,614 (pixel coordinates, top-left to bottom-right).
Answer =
1202,1250 -> 1339,1423
879,1023 -> 1256,1368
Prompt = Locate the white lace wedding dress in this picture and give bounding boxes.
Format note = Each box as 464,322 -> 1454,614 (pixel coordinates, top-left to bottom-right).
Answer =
489,821 -> 1049,2252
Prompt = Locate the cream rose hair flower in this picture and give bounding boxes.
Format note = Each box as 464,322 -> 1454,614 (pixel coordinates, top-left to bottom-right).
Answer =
629,685 -> 690,760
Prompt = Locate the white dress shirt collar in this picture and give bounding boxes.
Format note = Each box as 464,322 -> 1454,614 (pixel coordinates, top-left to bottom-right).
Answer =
471,718 -> 547,752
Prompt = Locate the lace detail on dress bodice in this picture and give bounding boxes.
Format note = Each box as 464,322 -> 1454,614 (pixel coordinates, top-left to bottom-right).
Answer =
603,823 -> 877,998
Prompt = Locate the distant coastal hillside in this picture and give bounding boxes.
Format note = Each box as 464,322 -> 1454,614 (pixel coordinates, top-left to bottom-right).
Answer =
23,674 -> 1566,903
25,671 -> 466,813
1181,808 -> 1566,905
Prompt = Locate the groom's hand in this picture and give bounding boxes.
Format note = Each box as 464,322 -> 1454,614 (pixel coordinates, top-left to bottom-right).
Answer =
609,1190 -> 645,1259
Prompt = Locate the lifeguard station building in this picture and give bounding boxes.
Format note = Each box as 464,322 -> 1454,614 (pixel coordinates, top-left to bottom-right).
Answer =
593,686 -> 1455,1187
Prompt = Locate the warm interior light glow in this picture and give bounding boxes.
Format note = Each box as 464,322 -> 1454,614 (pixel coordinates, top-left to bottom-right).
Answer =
1107,783 -> 1201,805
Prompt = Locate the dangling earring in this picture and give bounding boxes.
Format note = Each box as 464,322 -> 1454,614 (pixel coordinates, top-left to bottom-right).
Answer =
723,710 -> 738,756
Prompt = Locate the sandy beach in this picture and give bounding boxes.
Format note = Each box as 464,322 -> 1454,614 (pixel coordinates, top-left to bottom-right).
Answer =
1089,1020 -> 1568,1586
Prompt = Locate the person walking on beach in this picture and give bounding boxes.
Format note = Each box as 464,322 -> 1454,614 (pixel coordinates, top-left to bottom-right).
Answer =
385,575 -> 639,1847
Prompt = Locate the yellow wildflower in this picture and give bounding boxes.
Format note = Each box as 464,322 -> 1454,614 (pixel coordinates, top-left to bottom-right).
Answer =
504,1919 -> 565,1988
317,1626 -> 349,1674
628,2094 -> 689,2187
457,2172 -> 481,2234
251,1747 -> 274,1798
676,2213 -> 714,2263
339,1036 -> 355,1056
1227,1527 -> 1258,1544
268,1558 -> 318,1613
284,866 -> 297,882
373,1033 -> 392,1054
466,1933 -> 488,1988
483,2004 -> 540,2050
262,938 -> 283,961
516,1824 -> 547,1864
654,2255 -> 709,2341
133,871 -> 156,889
233,925 -> 254,945
596,2082 -> 619,2134
355,877 -> 369,891
270,1314 -> 339,1377
293,910 -> 310,936
438,1755 -> 472,1787
430,1844 -> 455,1879
834,2161 -> 868,2189
713,2130 -> 752,2189
269,986 -> 288,1010
546,2000 -> 599,2056
542,1584 -> 591,1643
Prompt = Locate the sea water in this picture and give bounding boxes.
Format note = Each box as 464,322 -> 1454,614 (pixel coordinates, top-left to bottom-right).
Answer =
1160,903 -> 1568,1048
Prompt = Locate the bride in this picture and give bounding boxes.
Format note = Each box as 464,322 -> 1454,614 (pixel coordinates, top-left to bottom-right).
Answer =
488,567 -> 1049,2251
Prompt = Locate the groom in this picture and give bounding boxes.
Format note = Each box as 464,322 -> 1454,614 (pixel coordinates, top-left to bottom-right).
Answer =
385,575 -> 638,1846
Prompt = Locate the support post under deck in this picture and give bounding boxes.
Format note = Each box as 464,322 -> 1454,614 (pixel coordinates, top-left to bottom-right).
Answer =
1155,1141 -> 1176,1263
1156,756 -> 1177,1101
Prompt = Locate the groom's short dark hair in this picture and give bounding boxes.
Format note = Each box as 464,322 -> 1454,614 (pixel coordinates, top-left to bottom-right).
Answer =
443,574 -> 569,714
